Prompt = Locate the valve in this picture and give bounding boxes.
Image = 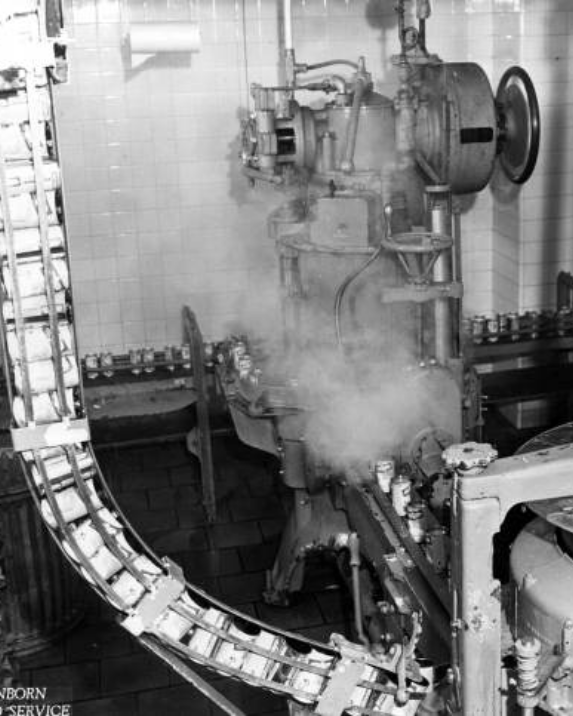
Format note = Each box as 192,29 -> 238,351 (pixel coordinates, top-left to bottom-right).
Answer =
442,442 -> 498,475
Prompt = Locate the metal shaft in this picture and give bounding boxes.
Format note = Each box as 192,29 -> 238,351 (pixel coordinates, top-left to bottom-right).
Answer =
428,186 -> 453,364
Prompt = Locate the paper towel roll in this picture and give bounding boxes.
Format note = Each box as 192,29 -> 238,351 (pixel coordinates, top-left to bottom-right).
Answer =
127,22 -> 200,68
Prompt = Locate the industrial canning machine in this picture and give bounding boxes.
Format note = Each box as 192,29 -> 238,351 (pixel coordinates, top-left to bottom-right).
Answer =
4,1 -> 573,716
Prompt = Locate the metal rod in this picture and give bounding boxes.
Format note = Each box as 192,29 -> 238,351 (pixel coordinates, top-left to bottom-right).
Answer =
26,70 -> 70,417
283,0 -> 293,51
427,186 -> 453,364
340,66 -> 367,174
182,306 -> 216,522
348,533 -> 368,647
66,444 -> 156,589
34,451 -> 129,610
0,126 -> 34,422
139,634 -> 248,716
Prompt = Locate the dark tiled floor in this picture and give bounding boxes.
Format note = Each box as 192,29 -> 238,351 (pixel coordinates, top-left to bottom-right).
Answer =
18,436 -> 354,716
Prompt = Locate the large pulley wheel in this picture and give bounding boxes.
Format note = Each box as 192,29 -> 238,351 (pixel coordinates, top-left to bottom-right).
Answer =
496,66 -> 540,185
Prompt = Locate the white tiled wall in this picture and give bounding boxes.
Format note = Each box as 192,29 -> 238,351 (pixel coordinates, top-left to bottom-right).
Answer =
56,0 -> 564,353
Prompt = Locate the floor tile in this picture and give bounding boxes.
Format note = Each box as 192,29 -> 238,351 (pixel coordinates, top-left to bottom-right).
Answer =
138,685 -> 211,716
128,507 -> 178,533
180,548 -> 241,578
100,652 -> 171,695
210,521 -> 262,549
72,694 -> 138,716
218,571 -> 266,605
229,495 -> 284,522
25,661 -> 100,700
65,622 -> 133,663
256,597 -> 324,631
238,541 -> 280,572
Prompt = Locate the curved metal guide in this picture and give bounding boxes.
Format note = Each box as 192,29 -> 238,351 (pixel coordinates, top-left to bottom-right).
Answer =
516,423 -> 573,533
0,4 -> 428,714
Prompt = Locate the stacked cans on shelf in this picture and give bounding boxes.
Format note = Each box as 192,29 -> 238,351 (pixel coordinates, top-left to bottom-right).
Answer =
83,345 -> 192,378
464,307 -> 573,345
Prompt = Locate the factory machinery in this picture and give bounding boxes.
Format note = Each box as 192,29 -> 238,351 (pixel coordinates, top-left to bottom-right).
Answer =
2,1 -> 573,715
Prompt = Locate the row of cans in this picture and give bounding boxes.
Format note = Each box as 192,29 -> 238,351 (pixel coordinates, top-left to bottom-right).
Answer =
465,307 -> 573,345
373,460 -> 425,543
225,339 -> 261,385
84,345 -> 192,378
373,459 -> 449,572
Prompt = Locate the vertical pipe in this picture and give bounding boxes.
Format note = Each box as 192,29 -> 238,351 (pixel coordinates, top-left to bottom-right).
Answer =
340,71 -> 367,174
348,533 -> 368,647
283,0 -> 295,89
283,0 -> 293,51
427,186 -> 453,364
452,204 -> 463,357
279,250 -> 302,346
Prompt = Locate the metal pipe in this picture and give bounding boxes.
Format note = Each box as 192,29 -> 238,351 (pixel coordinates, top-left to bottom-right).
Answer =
242,166 -> 284,185
348,532 -> 368,647
283,0 -> 293,51
297,74 -> 348,94
427,186 -> 453,364
299,59 -> 359,72
340,68 -> 368,174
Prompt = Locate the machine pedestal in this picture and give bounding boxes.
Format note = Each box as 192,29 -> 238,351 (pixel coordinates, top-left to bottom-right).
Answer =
264,488 -> 350,606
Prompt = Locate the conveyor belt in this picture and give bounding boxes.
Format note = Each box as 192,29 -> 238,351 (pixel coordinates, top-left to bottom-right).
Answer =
0,4 -> 429,714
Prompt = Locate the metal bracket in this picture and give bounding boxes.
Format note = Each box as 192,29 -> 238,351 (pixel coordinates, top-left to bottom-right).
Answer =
314,658 -> 365,716
182,306 -> 216,522
380,281 -> 463,304
11,418 -> 90,452
139,632 -> 248,716
121,560 -> 186,637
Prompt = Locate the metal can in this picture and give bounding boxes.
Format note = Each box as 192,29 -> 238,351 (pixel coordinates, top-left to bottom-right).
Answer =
237,354 -> 253,380
557,307 -> 572,337
187,609 -> 228,658
374,459 -> 395,493
406,502 -> 426,543
498,312 -> 509,338
85,353 -> 99,379
471,315 -> 486,345
242,632 -> 284,680
181,344 -> 191,370
164,345 -> 175,372
231,341 -> 246,369
527,310 -> 540,340
391,474 -> 411,517
129,348 -> 142,375
143,347 -> 155,373
507,311 -> 520,341
214,623 -> 254,670
100,352 -> 114,378
486,315 -> 499,344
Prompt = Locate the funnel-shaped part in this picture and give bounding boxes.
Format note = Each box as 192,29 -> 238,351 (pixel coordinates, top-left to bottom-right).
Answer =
382,230 -> 453,282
